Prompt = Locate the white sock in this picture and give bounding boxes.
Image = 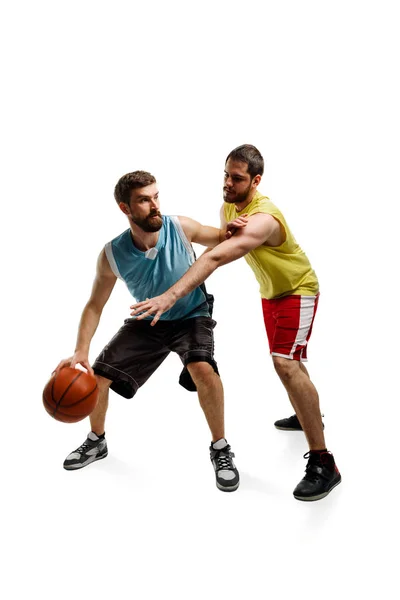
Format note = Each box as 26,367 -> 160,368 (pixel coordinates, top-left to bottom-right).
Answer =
212,438 -> 228,450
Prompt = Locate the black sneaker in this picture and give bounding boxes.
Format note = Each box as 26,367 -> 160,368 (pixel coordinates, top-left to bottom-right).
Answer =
210,439 -> 240,492
293,451 -> 341,501
274,414 -> 324,431
63,431 -> 108,470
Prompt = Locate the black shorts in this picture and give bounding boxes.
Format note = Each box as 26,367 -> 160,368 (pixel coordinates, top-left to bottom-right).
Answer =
92,316 -> 219,398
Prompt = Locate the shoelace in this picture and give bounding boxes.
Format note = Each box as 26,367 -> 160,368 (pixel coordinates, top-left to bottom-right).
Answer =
302,451 -> 326,482
212,447 -> 235,471
75,442 -> 91,454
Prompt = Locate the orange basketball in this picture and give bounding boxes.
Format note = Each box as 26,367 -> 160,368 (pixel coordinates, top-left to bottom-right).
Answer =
43,367 -> 98,423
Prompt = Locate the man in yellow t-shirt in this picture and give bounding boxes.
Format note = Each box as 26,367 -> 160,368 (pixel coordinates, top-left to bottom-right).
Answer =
130,145 -> 341,502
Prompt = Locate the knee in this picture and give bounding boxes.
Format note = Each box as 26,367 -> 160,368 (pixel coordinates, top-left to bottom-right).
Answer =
272,357 -> 299,382
186,361 -> 215,384
95,374 -> 112,391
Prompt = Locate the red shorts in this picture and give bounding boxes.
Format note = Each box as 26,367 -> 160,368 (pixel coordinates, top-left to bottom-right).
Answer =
262,294 -> 319,362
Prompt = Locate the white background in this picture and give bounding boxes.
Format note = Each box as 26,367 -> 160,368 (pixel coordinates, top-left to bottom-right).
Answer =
1,1 -> 399,598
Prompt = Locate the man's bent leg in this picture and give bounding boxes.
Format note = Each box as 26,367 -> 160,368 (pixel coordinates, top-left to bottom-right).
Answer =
273,356 -> 325,450
186,362 -> 224,442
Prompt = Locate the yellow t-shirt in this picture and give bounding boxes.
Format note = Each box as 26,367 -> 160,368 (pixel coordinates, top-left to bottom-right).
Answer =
224,191 -> 319,299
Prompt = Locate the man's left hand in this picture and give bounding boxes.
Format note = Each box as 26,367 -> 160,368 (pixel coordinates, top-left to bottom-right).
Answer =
225,213 -> 248,239
130,291 -> 176,325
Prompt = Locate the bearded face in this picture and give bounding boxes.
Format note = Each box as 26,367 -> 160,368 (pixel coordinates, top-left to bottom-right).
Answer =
223,181 -> 252,205
123,183 -> 163,232
130,209 -> 163,232
223,159 -> 256,208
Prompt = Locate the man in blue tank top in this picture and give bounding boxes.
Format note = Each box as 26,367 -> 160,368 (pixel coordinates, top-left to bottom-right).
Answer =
54,170 -> 244,492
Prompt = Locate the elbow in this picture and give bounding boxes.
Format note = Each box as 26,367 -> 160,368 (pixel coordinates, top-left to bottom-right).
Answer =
207,251 -> 224,272
85,300 -> 104,317
209,244 -> 243,268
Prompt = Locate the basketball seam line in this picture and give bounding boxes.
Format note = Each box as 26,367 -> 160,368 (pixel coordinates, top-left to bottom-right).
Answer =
62,385 -> 98,409
53,371 -> 83,415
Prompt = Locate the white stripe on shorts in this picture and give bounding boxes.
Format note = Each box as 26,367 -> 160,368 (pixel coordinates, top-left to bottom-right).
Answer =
271,351 -> 309,363
289,295 -> 316,358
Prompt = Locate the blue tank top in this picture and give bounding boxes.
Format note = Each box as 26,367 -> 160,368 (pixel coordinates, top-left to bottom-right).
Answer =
105,215 -> 210,321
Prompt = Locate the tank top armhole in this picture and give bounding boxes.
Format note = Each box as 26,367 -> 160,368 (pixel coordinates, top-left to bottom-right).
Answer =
268,213 -> 288,246
250,208 -> 288,248
105,242 -> 123,279
170,216 -> 195,262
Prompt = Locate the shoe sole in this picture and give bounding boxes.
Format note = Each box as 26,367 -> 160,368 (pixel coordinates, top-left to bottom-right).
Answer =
63,451 -> 108,470
293,476 -> 342,501
275,425 -> 302,431
216,480 -> 240,492
274,425 -> 325,431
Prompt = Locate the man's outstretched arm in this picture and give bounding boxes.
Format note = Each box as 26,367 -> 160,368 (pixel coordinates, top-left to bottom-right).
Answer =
130,212 -> 279,325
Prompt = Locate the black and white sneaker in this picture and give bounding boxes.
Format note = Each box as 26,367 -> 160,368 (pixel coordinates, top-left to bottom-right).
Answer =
210,439 -> 240,492
63,432 -> 108,470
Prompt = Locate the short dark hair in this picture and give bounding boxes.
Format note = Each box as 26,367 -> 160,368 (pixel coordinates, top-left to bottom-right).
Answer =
225,144 -> 264,179
114,171 -> 156,205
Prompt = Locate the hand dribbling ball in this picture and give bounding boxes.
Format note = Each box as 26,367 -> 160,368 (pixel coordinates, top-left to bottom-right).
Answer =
43,367 -> 98,423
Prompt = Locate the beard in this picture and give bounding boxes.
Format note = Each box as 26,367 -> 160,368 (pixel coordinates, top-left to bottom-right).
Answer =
131,211 -> 163,232
223,182 -> 252,204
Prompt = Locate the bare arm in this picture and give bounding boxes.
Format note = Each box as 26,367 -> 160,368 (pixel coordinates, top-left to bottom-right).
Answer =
178,212 -> 248,248
178,216 -> 222,247
54,248 -> 117,374
130,213 -> 279,325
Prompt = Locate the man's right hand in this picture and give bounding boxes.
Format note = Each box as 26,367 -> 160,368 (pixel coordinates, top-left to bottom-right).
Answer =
53,351 -> 94,377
